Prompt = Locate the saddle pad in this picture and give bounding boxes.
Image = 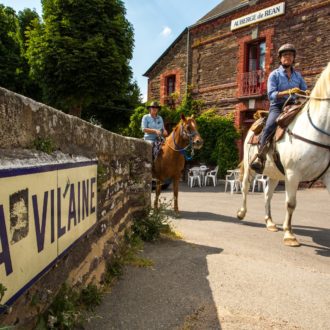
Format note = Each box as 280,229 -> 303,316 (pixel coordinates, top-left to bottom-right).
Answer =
275,126 -> 285,142
250,117 -> 266,135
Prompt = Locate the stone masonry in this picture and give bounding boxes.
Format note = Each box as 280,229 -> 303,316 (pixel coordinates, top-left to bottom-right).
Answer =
0,87 -> 152,328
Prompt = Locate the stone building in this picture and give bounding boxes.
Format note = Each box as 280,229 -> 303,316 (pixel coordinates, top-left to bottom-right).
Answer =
143,0 -> 330,156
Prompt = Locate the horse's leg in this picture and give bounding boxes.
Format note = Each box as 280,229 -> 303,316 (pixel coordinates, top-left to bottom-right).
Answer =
264,178 -> 279,232
283,175 -> 300,247
173,177 -> 180,214
154,180 -> 161,209
237,165 -> 251,220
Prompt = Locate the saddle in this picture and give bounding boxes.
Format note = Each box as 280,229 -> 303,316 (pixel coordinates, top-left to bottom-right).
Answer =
248,101 -> 306,174
274,100 -> 307,141
248,101 -> 306,145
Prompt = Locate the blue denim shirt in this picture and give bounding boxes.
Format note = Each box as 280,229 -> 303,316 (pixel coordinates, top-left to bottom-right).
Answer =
267,65 -> 307,107
141,114 -> 165,142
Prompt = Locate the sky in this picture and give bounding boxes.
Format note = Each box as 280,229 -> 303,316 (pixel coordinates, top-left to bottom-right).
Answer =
1,0 -> 221,101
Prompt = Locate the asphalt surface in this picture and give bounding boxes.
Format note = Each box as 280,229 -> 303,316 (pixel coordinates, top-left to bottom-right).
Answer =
82,182 -> 330,330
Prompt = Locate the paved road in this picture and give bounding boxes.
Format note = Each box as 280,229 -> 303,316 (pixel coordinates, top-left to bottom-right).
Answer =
83,183 -> 330,330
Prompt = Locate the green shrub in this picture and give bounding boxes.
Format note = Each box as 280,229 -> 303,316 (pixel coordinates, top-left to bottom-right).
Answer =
122,105 -> 147,138
33,136 -> 55,154
79,284 -> 102,311
132,199 -> 171,242
196,110 -> 240,178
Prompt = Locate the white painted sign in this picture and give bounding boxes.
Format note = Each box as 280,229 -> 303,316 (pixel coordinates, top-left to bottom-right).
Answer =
231,2 -> 285,31
0,161 -> 97,310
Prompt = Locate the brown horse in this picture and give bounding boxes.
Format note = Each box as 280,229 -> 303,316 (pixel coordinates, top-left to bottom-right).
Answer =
153,114 -> 203,214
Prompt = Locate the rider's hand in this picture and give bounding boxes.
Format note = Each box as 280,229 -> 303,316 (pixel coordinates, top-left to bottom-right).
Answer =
305,89 -> 311,96
155,129 -> 161,136
288,87 -> 301,95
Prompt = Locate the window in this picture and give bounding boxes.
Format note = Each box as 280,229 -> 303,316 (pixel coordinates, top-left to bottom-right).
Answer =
239,40 -> 266,96
247,41 -> 265,72
166,75 -> 176,96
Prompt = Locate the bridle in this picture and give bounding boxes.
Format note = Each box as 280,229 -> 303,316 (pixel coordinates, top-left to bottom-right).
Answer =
168,121 -> 199,160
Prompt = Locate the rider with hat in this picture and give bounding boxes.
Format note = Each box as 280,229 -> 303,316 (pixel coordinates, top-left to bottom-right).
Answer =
250,43 -> 308,173
141,101 -> 168,143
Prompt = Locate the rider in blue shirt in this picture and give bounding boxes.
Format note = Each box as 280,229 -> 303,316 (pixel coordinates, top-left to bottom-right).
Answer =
141,101 -> 168,143
250,43 -> 308,174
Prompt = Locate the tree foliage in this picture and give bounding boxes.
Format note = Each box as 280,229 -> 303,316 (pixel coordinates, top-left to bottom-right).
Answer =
27,0 -> 136,117
0,5 -> 22,91
16,8 -> 42,100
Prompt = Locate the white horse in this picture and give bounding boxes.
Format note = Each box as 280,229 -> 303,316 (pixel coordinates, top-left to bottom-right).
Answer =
237,62 -> 330,247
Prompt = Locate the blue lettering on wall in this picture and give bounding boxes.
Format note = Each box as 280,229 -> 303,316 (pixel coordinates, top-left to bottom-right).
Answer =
51,189 -> 55,243
82,180 -> 89,220
33,192 -> 48,253
0,205 -> 13,275
90,177 -> 96,214
57,187 -> 66,238
77,182 -> 81,223
67,184 -> 77,231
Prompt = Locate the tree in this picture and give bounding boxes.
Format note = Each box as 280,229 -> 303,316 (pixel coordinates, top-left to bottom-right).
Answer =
16,8 -> 42,100
0,5 -> 21,91
26,0 -> 135,118
83,80 -> 142,132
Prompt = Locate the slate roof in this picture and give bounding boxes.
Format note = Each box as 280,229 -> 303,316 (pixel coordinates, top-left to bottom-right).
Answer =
194,0 -> 249,26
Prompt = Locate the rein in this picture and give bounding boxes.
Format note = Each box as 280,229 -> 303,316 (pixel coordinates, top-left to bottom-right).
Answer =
307,106 -> 330,137
286,128 -> 330,150
282,92 -> 330,186
296,93 -> 330,101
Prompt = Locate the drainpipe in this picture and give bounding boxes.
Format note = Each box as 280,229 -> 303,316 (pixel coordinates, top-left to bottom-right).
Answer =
185,27 -> 190,95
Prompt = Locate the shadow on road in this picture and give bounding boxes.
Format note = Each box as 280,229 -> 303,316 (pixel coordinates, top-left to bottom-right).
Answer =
179,210 -> 265,228
294,225 -> 330,257
179,211 -> 330,257
82,239 -> 223,330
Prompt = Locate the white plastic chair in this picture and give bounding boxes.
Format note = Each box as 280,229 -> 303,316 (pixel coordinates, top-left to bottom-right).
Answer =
252,174 -> 268,192
204,166 -> 219,187
224,169 -> 241,194
188,169 -> 201,187
199,165 -> 208,186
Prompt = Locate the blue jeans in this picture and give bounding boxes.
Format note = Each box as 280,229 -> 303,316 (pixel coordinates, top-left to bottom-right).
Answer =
259,105 -> 282,146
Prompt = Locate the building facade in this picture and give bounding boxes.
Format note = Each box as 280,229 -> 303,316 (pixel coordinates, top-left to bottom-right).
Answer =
143,0 -> 330,156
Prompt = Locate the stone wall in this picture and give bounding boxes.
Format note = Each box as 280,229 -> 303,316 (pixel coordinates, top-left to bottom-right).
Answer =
0,87 -> 152,328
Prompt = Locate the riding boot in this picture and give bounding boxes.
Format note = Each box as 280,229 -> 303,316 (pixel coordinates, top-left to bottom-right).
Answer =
250,144 -> 268,174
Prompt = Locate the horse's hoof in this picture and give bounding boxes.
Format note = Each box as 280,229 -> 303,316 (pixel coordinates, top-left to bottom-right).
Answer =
237,210 -> 245,220
284,238 -> 300,247
267,225 -> 278,232
266,224 -> 278,232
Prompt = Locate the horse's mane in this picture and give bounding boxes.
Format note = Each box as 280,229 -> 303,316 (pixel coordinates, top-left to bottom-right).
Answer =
310,62 -> 330,101
171,116 -> 195,132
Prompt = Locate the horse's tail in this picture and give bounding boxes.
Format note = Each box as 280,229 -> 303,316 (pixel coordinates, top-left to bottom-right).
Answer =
238,160 -> 244,181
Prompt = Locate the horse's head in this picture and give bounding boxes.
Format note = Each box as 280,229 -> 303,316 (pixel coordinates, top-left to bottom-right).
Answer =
180,114 -> 203,149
